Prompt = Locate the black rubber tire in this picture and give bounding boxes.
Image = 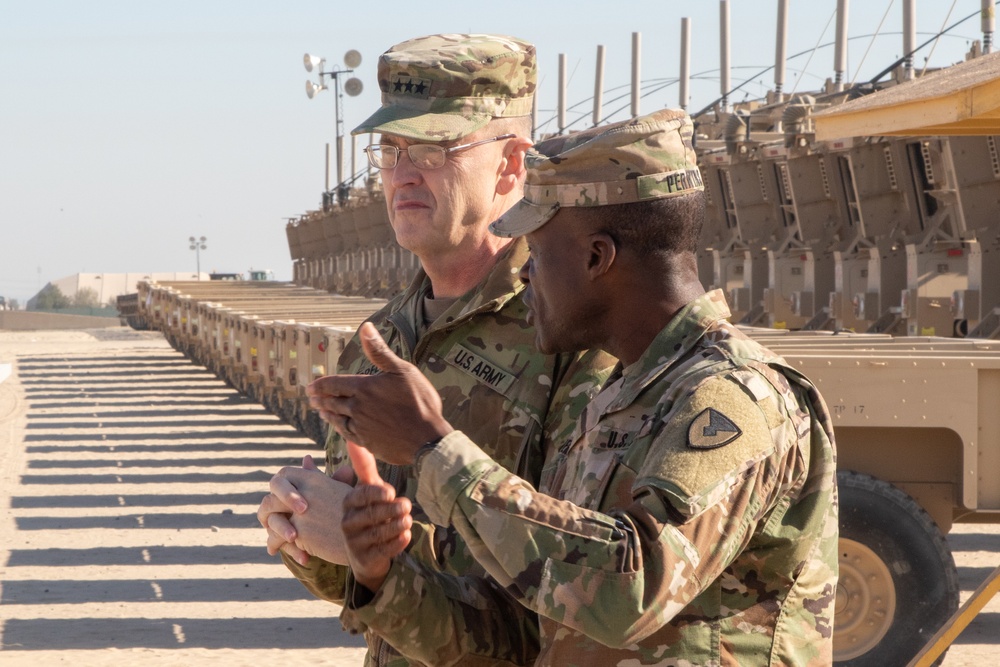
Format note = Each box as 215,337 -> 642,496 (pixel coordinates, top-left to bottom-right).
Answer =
303,411 -> 326,446
280,399 -> 299,429
834,470 -> 959,667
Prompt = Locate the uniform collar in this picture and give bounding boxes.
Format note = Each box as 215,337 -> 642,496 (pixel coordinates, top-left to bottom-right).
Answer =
602,289 -> 733,414
388,238 -> 527,334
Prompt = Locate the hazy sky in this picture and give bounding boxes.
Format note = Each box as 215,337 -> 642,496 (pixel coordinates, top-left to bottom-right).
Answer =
0,0 -> 990,304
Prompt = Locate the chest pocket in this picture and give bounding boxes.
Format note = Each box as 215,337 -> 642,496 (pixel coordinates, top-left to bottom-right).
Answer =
550,418 -> 652,511
434,341 -> 536,473
445,343 -> 519,394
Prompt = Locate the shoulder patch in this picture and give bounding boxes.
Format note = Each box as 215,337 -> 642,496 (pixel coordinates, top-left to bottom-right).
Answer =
688,408 -> 742,449
635,376 -> 776,519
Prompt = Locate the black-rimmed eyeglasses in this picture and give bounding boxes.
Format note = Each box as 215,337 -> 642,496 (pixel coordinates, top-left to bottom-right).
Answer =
364,134 -> 516,170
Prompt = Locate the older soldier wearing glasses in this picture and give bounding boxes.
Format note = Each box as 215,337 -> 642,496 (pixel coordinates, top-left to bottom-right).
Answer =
257,34 -> 612,666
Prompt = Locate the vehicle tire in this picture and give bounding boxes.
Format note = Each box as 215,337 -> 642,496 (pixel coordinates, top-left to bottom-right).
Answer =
281,399 -> 300,430
303,410 -> 325,446
834,470 -> 959,667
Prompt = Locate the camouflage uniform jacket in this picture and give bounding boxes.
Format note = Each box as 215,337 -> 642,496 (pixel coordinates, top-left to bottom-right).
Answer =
407,290 -> 839,666
283,239 -> 613,666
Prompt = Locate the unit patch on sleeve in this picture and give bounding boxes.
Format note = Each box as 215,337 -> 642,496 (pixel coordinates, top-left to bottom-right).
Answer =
687,408 -> 742,449
446,343 -> 517,394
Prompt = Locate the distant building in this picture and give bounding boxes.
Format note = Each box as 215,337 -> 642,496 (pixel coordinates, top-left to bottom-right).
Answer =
27,272 -> 210,309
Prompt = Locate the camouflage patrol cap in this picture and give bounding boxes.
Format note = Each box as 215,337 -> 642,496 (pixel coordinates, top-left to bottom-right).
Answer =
491,108 -> 704,237
351,34 -> 536,143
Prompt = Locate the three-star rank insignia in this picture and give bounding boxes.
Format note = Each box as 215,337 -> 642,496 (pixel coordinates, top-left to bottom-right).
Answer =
687,408 -> 742,449
390,76 -> 432,98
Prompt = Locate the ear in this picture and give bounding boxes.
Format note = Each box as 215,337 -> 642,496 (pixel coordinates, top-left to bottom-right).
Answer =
587,231 -> 617,280
496,137 -> 533,196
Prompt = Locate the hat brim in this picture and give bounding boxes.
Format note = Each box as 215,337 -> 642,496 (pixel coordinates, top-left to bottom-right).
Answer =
490,200 -> 560,238
351,104 -> 492,142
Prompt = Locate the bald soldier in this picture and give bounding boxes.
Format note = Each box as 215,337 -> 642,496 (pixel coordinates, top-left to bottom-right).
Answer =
317,109 -> 840,666
257,34 -> 612,666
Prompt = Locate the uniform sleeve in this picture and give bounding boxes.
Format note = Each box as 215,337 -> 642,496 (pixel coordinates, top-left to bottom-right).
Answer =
341,553 -> 540,666
280,552 -> 348,603
336,350 -> 613,664
415,376 -> 802,648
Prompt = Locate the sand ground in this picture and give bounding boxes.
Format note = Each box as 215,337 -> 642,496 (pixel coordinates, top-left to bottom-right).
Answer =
0,328 -> 997,666
0,329 -> 365,666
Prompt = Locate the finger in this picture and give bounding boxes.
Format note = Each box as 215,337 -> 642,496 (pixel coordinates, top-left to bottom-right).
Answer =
256,494 -> 276,529
342,496 -> 410,534
332,464 -> 356,486
301,455 -> 319,471
359,322 -> 408,374
266,530 -> 285,556
268,475 -> 307,514
280,541 -> 310,567
266,511 -> 297,545
383,527 -> 412,558
310,393 -> 355,419
359,514 -> 414,551
306,376 -> 353,401
342,483 -> 397,512
348,440 -> 382,485
305,376 -> 334,399
315,407 -> 339,426
266,527 -> 309,565
325,412 -> 353,441
314,409 -> 351,435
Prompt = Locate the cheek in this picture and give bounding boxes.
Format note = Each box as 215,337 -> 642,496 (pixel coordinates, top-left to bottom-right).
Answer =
554,263 -> 591,320
532,262 -> 569,315
451,168 -> 494,207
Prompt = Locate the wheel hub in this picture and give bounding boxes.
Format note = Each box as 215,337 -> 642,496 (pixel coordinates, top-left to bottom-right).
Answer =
834,538 -> 897,661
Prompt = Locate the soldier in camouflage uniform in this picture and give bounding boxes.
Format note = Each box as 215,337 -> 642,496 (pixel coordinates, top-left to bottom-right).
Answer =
319,109 -> 840,666
256,34 -> 613,666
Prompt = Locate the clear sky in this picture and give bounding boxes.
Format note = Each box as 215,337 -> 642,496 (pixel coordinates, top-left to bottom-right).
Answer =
0,0 -> 990,305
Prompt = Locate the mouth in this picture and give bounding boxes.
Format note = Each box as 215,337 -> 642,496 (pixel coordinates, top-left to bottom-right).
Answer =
522,290 -> 534,324
393,197 -> 430,211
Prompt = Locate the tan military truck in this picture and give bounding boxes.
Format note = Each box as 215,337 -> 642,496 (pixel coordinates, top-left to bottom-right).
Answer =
750,329 -> 1000,665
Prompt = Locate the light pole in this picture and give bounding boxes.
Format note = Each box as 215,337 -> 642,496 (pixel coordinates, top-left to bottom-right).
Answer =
189,235 -> 207,279
304,50 -> 363,207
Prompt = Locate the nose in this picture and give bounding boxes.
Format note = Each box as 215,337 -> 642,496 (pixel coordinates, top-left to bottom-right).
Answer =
518,257 -> 531,286
389,149 -> 422,188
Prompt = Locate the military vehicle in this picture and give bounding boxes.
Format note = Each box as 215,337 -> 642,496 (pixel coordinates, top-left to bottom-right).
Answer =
122,2 -> 1000,664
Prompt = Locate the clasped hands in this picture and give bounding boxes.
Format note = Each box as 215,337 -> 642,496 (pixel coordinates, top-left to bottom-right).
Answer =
257,322 -> 452,591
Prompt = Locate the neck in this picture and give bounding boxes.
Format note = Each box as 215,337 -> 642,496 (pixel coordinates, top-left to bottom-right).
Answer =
422,235 -> 514,298
602,253 -> 705,366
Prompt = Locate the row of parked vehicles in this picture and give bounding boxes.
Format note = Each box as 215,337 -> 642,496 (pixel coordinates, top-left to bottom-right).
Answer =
130,274 -> 1000,666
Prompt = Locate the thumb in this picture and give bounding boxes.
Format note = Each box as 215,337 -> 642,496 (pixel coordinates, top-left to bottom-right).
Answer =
359,322 -> 407,374
347,439 -> 383,486
301,454 -> 319,471
332,464 -> 356,485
